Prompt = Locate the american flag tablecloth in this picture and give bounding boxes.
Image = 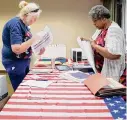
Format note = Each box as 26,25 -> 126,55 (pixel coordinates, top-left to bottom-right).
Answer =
0,65 -> 126,120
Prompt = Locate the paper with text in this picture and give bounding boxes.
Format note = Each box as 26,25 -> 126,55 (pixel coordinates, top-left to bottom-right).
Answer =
31,26 -> 53,55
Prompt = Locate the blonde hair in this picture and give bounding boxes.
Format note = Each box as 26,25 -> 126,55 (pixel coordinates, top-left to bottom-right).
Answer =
19,1 -> 41,18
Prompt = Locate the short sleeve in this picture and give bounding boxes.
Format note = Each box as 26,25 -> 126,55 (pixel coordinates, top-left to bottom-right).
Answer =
105,27 -> 125,55
10,23 -> 23,45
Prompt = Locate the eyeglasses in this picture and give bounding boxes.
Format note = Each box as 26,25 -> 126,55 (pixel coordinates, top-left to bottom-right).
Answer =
25,9 -> 42,16
30,8 -> 40,13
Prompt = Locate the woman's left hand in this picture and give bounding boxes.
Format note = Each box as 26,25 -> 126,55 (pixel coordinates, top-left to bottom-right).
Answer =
38,47 -> 45,55
91,40 -> 97,49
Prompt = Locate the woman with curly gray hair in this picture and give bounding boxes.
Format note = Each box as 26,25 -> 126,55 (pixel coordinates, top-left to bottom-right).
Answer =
81,5 -> 126,84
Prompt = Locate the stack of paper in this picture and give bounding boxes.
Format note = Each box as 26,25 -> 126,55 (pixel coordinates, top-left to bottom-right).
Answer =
59,71 -> 89,83
41,44 -> 66,58
21,80 -> 53,88
28,74 -> 42,79
30,69 -> 53,74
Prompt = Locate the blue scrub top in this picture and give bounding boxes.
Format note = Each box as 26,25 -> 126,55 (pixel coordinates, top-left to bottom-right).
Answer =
2,17 -> 32,62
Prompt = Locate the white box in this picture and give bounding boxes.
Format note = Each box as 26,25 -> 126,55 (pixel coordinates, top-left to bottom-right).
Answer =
0,75 -> 8,101
41,44 -> 66,58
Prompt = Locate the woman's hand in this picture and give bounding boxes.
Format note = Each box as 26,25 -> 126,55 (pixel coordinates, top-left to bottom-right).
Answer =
80,37 -> 93,42
38,47 -> 45,55
80,37 -> 88,41
91,40 -> 97,49
80,37 -> 85,41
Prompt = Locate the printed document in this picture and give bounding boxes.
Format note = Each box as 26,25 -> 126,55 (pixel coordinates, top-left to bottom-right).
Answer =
31,26 -> 53,54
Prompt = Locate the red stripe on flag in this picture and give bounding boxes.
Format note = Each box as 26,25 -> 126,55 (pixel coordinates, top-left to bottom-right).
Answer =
17,88 -> 88,91
7,102 -> 106,106
14,92 -> 92,95
11,96 -> 101,100
3,108 -> 110,113
0,115 -> 113,120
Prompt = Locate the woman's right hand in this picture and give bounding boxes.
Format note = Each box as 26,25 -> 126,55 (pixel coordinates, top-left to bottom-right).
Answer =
80,37 -> 85,41
38,47 -> 45,55
80,37 -> 89,41
80,37 -> 93,42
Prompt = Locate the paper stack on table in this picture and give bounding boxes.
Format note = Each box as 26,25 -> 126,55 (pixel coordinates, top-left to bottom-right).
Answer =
31,26 -> 53,55
21,80 -> 53,88
59,71 -> 90,83
30,69 -> 53,74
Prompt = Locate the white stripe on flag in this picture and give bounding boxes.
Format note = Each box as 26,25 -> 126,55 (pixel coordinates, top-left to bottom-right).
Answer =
49,83 -> 84,85
15,90 -> 91,93
15,90 -> 91,94
18,86 -> 88,89
4,104 -> 107,109
0,111 -> 112,117
12,94 -> 95,98
9,99 -> 103,103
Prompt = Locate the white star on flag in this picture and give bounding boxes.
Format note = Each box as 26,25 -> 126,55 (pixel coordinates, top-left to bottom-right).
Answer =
119,106 -> 125,109
109,103 -> 115,106
106,98 -> 111,100
116,117 -> 124,120
112,110 -> 119,113
121,97 -> 124,100
113,96 -> 117,98
115,101 -> 121,103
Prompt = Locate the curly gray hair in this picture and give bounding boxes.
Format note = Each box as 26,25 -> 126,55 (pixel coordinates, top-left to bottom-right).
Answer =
89,5 -> 110,20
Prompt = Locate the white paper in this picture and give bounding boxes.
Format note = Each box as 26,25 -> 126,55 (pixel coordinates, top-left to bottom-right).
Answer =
41,44 -> 66,58
31,26 -> 53,55
59,71 -> 89,83
21,80 -> 53,88
29,74 -> 41,79
77,37 -> 97,73
30,69 -> 53,74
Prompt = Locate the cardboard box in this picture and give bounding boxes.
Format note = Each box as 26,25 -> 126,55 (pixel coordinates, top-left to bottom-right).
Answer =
0,71 -> 14,96
0,75 -> 8,99
0,96 -> 9,111
0,75 -> 10,111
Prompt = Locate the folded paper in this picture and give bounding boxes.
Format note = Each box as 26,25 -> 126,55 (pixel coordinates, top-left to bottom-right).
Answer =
84,73 -> 126,97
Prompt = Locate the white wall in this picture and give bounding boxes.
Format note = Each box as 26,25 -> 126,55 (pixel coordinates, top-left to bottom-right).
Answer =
0,0 -> 102,69
125,0 -> 127,51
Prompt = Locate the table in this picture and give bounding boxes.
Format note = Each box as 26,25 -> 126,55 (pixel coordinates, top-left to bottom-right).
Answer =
0,61 -> 126,120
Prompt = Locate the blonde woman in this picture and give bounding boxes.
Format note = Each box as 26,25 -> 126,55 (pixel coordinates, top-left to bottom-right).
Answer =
2,1 -> 44,90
